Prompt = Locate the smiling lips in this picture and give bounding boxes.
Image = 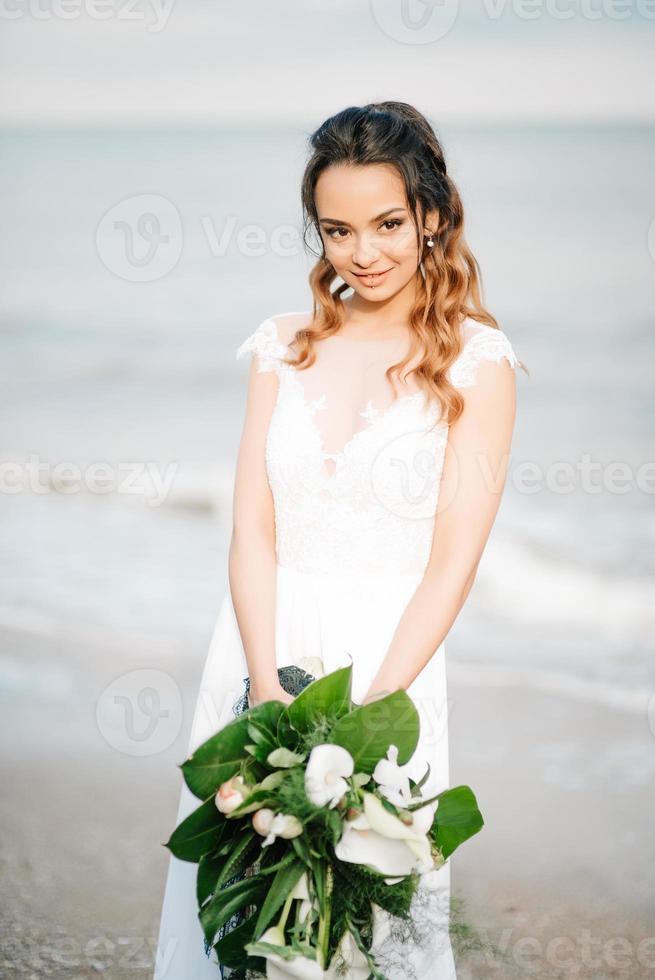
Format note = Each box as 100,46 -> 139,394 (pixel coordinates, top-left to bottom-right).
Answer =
353,268 -> 393,284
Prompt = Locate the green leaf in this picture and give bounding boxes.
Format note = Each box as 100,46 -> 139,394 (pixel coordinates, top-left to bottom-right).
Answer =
197,849 -> 225,906
260,770 -> 288,791
253,858 -> 306,939
212,916 -> 262,970
283,666 -> 353,735
344,918 -> 388,980
199,874 -> 267,947
267,747 -> 306,768
215,829 -> 260,890
181,700 -> 284,800
328,691 -> 419,771
432,785 -> 484,860
228,788 -> 277,817
163,797 -> 227,862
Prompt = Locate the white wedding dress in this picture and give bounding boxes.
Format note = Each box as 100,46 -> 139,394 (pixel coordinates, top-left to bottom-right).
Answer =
153,311 -> 519,980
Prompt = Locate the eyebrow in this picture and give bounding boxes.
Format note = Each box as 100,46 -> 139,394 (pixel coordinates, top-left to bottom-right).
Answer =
318,207 -> 407,227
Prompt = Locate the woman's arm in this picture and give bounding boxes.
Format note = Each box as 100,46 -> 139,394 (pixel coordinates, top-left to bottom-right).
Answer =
363,355 -> 517,701
228,353 -> 291,705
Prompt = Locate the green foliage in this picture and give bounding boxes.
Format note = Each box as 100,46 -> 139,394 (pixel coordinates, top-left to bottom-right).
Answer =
165,666 -> 485,976
432,785 -> 484,859
283,666 -> 353,734
163,796 -> 228,862
211,916 -> 262,971
253,858 -> 306,939
199,874 -> 267,947
267,746 -> 306,768
328,690 -> 420,771
181,700 -> 284,800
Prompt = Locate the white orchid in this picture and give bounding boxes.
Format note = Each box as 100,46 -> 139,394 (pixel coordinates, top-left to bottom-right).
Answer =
304,744 -> 354,809
257,925 -> 323,980
335,791 -> 436,878
372,743 -> 413,807
214,774 -> 248,814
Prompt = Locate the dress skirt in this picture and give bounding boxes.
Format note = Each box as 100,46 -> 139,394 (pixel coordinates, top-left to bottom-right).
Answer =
152,563 -> 456,979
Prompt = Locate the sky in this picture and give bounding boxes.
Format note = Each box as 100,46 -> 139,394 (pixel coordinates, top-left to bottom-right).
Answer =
0,0 -> 653,125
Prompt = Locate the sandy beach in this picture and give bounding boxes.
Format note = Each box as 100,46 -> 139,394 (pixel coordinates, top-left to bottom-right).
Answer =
2,621 -> 653,980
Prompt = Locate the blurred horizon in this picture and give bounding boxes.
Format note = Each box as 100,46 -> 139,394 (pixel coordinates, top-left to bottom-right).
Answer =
1,0 -> 653,126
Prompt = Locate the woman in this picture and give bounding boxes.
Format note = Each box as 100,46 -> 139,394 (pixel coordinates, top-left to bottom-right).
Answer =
153,101 -> 526,980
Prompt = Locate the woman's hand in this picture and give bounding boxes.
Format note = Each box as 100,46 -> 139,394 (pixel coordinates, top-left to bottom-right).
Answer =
248,682 -> 294,709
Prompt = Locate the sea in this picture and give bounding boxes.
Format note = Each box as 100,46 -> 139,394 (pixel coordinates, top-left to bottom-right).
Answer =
1,122 -> 654,713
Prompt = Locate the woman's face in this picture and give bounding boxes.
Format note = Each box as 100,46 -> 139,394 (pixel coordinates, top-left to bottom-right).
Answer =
314,163 -> 435,301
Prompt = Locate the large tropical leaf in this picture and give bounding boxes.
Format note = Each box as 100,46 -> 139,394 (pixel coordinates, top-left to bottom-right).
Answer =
328,690 -> 419,771
211,916 -> 264,971
199,874 -> 267,947
182,700 -> 285,800
431,785 -> 484,860
253,857 -> 306,939
283,666 -> 353,735
163,797 -> 229,862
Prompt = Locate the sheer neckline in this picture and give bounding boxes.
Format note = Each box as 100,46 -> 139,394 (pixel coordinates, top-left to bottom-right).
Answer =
263,316 -> 431,479
284,367 -> 428,479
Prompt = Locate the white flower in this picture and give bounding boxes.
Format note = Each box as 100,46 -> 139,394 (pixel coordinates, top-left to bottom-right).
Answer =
259,926 -> 324,980
372,744 -> 412,807
325,929 -> 370,979
252,807 -> 275,836
304,744 -> 354,809
214,774 -> 248,814
290,871 -> 314,927
260,922 -> 370,979
334,791 -> 435,878
261,812 -> 304,847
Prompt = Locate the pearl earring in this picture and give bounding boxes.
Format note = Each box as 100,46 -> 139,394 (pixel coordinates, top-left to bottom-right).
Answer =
426,234 -> 434,247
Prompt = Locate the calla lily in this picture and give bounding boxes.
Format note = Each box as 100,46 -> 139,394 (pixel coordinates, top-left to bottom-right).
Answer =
325,929 -> 370,979
304,744 -> 354,809
290,872 -> 314,927
214,774 -> 248,814
334,791 -> 435,878
259,925 -> 370,980
258,928 -> 323,980
372,744 -> 413,807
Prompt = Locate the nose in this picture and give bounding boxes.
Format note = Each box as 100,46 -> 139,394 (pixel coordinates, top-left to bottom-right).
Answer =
351,234 -> 381,268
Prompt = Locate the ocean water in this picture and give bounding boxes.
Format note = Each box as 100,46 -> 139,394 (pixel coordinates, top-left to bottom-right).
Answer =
1,123 -> 654,707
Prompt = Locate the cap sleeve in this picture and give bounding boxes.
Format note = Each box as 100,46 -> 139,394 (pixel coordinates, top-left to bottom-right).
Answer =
235,317 -> 288,374
448,325 -> 519,389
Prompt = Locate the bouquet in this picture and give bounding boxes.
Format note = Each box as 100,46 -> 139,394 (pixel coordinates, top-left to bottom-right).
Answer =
164,665 -> 483,979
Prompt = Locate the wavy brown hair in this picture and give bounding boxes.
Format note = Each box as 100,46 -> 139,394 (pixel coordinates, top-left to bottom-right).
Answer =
280,100 -> 527,427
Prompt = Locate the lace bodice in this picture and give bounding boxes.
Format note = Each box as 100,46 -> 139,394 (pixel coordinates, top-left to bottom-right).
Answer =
236,312 -> 519,576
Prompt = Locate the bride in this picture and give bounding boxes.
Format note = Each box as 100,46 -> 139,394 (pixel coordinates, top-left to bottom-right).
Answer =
153,100 -> 524,979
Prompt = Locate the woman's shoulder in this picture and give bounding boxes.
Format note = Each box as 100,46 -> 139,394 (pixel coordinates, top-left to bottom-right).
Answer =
449,316 -> 521,389
235,310 -> 311,371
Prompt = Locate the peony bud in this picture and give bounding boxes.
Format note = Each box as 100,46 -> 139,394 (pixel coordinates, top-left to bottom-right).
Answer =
215,775 -> 247,814
252,807 -> 275,836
